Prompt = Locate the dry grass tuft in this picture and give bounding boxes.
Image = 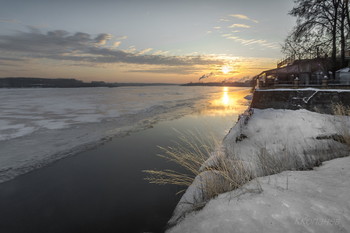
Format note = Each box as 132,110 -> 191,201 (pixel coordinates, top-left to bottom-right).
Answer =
199,155 -> 253,201
143,130 -> 219,194
143,130 -> 253,200
332,103 -> 350,146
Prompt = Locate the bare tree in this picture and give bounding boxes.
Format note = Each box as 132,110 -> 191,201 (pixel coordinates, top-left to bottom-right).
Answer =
285,0 -> 348,72
339,0 -> 349,67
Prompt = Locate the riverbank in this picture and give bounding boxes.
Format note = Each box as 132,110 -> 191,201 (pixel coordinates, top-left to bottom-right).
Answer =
167,88 -> 350,232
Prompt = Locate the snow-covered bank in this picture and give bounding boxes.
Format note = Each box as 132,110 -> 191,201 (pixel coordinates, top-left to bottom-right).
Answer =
168,156 -> 350,233
168,108 -> 350,228
223,108 -> 349,176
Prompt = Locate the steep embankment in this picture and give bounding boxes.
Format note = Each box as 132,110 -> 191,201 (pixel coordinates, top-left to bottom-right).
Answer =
167,88 -> 350,231
251,88 -> 350,114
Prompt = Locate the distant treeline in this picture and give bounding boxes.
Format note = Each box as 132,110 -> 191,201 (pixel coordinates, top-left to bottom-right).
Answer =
0,77 -> 179,88
0,77 -> 116,88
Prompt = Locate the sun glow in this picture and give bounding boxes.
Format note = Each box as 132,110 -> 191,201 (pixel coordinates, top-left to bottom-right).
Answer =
203,87 -> 250,116
221,65 -> 232,74
221,87 -> 231,106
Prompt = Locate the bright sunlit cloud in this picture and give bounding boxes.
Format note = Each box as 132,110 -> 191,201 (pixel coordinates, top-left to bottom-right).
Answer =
113,41 -> 122,47
229,24 -> 251,29
230,14 -> 259,23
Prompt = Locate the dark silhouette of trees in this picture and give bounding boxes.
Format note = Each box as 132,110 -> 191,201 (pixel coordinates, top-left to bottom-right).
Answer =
283,0 -> 349,72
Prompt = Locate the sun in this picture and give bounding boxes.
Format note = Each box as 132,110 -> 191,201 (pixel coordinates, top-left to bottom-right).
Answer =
221,65 -> 231,74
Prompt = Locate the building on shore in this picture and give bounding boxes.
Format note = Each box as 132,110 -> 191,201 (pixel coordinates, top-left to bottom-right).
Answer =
255,57 -> 350,88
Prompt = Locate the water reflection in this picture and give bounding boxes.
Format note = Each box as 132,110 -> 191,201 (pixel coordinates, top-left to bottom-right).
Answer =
221,87 -> 233,106
199,87 -> 251,116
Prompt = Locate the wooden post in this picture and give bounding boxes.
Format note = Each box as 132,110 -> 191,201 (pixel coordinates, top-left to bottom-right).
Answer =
259,80 -> 264,88
294,77 -> 299,88
322,76 -> 328,88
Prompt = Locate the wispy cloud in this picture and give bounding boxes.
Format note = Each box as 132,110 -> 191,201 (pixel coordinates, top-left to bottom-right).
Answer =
230,14 -> 259,23
229,24 -> 251,29
123,46 -> 137,53
116,35 -> 128,40
152,50 -> 169,55
0,29 -> 220,67
219,18 -> 230,22
128,66 -> 200,75
225,36 -> 279,49
137,48 -> 153,55
0,56 -> 26,62
0,56 -> 27,67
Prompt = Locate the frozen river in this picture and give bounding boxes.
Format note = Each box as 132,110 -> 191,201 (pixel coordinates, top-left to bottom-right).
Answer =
0,86 -> 250,183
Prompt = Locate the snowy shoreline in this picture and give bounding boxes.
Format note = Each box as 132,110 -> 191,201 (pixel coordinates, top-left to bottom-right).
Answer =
167,89 -> 350,232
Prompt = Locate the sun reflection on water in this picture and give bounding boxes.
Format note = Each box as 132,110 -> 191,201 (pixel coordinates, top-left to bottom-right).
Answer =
201,87 -> 251,116
221,87 -> 233,106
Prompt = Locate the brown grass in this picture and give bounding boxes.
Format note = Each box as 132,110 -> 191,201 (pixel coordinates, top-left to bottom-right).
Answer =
145,104 -> 350,215
332,103 -> 350,146
143,130 -> 219,194
143,130 -> 253,201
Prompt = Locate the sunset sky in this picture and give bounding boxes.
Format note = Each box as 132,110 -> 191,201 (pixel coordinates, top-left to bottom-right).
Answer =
0,0 -> 296,83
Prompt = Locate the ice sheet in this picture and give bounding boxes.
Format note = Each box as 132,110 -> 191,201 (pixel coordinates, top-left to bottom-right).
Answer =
0,86 -> 247,183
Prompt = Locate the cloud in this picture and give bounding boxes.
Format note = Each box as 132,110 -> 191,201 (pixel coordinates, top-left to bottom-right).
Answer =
0,56 -> 26,61
0,56 -> 27,67
123,46 -> 137,53
116,35 -> 128,40
230,14 -> 259,23
225,35 -> 279,49
229,24 -> 251,29
0,29 -> 219,67
94,33 -> 112,45
152,50 -> 169,55
128,66 -> 200,75
113,41 -> 121,47
137,48 -> 153,55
